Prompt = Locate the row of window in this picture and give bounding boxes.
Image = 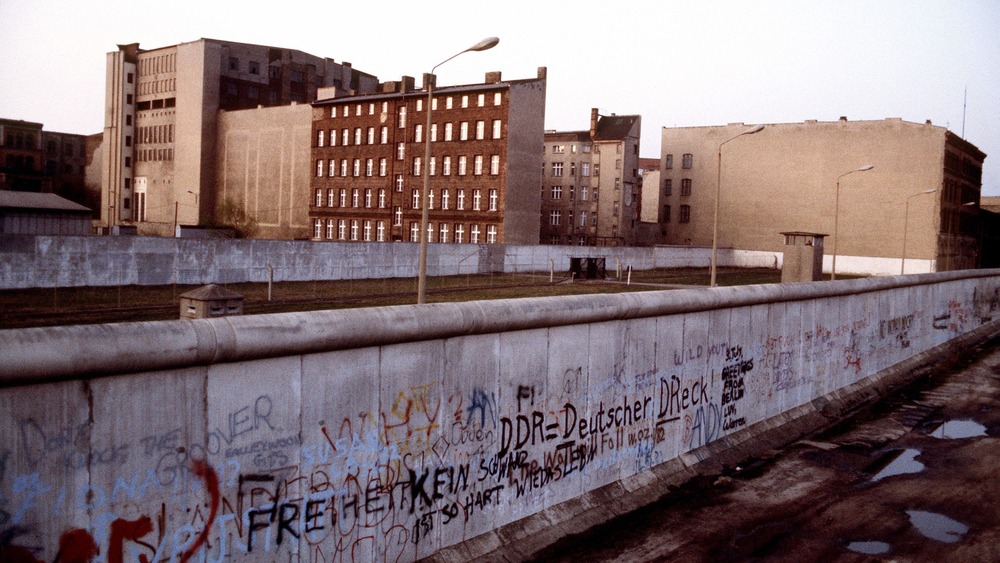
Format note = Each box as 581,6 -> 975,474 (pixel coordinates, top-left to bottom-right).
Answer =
313,218 -> 498,243
545,185 -> 597,201
664,153 -> 693,169
137,124 -> 174,145
314,187 -> 498,212
137,148 -> 174,162
315,154 -> 502,178
661,204 -> 691,223
328,92 -> 502,121
546,162 -> 592,177
549,144 -> 592,155
663,178 -> 693,196
317,119 -> 502,148
547,209 -> 596,227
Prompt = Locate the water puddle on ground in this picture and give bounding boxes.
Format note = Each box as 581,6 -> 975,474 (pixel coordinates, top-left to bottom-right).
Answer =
871,448 -> 924,481
929,419 -> 987,439
846,541 -> 891,555
907,510 -> 969,543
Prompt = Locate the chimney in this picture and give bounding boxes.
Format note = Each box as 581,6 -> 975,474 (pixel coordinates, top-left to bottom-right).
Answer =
537,66 -> 547,79
839,116 -> 848,122
590,108 -> 599,139
422,73 -> 435,91
485,71 -> 502,84
401,75 -> 415,93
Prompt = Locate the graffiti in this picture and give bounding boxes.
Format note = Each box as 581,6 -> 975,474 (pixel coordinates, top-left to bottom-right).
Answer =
657,375 -> 709,420
687,403 -> 722,449
721,346 -> 753,431
673,345 -> 705,366
880,314 -> 914,349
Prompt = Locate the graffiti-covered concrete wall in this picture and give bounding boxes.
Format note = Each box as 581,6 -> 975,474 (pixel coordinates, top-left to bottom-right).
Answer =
1,271 -> 999,562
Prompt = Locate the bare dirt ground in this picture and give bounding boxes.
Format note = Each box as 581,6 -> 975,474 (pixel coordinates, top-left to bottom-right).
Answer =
530,337 -> 1000,562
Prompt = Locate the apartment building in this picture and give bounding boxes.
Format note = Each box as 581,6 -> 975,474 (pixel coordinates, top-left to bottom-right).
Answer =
1,119 -> 93,214
308,69 -> 547,245
541,109 -> 641,246
659,117 -> 987,274
102,39 -> 378,236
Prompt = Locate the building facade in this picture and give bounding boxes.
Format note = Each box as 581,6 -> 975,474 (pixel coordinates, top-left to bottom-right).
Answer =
102,39 -> 378,236
658,118 -> 987,274
2,119 -> 94,215
308,69 -> 547,245
541,109 -> 641,246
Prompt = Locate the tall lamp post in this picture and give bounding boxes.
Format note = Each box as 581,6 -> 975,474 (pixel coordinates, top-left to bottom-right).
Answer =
710,124 -> 765,287
830,164 -> 875,280
901,188 -> 937,275
417,36 -> 499,304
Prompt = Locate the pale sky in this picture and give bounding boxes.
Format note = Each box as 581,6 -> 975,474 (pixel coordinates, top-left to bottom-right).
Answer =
2,0 -> 998,193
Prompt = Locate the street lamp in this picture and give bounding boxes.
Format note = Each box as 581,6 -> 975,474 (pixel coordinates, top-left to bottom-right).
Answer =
710,124 -> 765,287
901,189 -> 937,275
830,164 -> 875,280
417,36 -> 499,304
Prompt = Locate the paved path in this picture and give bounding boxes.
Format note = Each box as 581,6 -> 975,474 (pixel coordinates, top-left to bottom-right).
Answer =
531,337 -> 1000,562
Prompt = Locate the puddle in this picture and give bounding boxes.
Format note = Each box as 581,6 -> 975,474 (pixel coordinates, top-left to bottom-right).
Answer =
907,510 -> 969,543
846,541 -> 891,555
871,449 -> 924,481
929,419 -> 987,439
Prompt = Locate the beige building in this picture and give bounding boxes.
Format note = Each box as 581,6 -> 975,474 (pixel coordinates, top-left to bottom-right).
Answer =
541,109 -> 641,246
102,39 -> 378,236
309,69 -> 547,245
658,118 -> 986,274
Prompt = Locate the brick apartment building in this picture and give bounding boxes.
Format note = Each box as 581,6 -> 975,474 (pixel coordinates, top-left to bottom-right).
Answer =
308,69 -> 547,245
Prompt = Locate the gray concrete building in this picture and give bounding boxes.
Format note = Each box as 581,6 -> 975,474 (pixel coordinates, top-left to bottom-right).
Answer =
541,109 -> 641,246
102,39 -> 378,237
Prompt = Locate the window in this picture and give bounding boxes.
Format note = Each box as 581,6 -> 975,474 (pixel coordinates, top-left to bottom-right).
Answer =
489,189 -> 498,211
329,129 -> 336,146
471,224 -> 481,243
363,220 -> 372,241
315,189 -> 323,207
350,220 -> 359,241
415,124 -> 423,143
397,143 -> 405,160
570,163 -> 576,176
352,188 -> 360,207
460,122 -> 469,141
416,99 -> 423,112
478,94 -> 485,107
378,189 -> 386,208
490,155 -> 500,175
314,219 -> 322,239
331,107 -> 338,118
338,220 -> 347,240
444,123 -> 453,141
326,219 -> 335,240
581,162 -> 590,177
443,156 -> 452,176
316,130 -> 324,147
549,210 -> 562,225
412,189 -> 420,209
682,153 -> 693,169
410,222 -> 420,242
439,223 -> 449,243
229,57 -> 239,71
379,158 -> 387,176
551,186 -> 562,200
429,157 -> 436,176
441,189 -> 450,210
580,211 -> 588,226
486,225 -> 497,244
412,157 -> 421,176
377,221 -> 386,242
665,154 -> 673,169
316,160 -> 324,177
339,189 -> 347,207
380,127 -> 388,144
680,205 -> 691,223
473,189 -> 482,210
457,189 -> 466,210
476,121 -> 485,140
398,106 -> 406,128
553,145 -> 565,154
615,159 -> 622,170
366,159 -> 374,177
492,119 -> 502,139
342,129 -> 349,145
328,189 -> 335,207
458,156 -> 467,176
580,186 -> 589,201
395,174 -> 404,191
461,95 -> 469,108
494,92 -> 502,106
365,188 -> 373,208
249,61 -> 260,75
681,179 -> 692,196
663,205 -> 671,223
474,155 -> 483,175
613,201 -> 620,216
340,159 -> 348,176
664,179 -> 672,196
552,162 -> 563,177
394,206 -> 402,226
354,128 -> 362,145
367,127 -> 375,145
428,190 -> 435,209
455,224 -> 465,244
328,159 -> 336,177
353,159 -> 361,177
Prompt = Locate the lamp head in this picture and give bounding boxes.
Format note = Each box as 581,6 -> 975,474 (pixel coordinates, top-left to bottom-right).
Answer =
467,37 -> 500,52
745,124 -> 765,135
857,164 -> 875,172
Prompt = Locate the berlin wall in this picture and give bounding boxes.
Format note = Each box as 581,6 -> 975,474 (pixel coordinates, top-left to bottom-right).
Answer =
1,270 -> 998,562
0,234 -> 782,289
